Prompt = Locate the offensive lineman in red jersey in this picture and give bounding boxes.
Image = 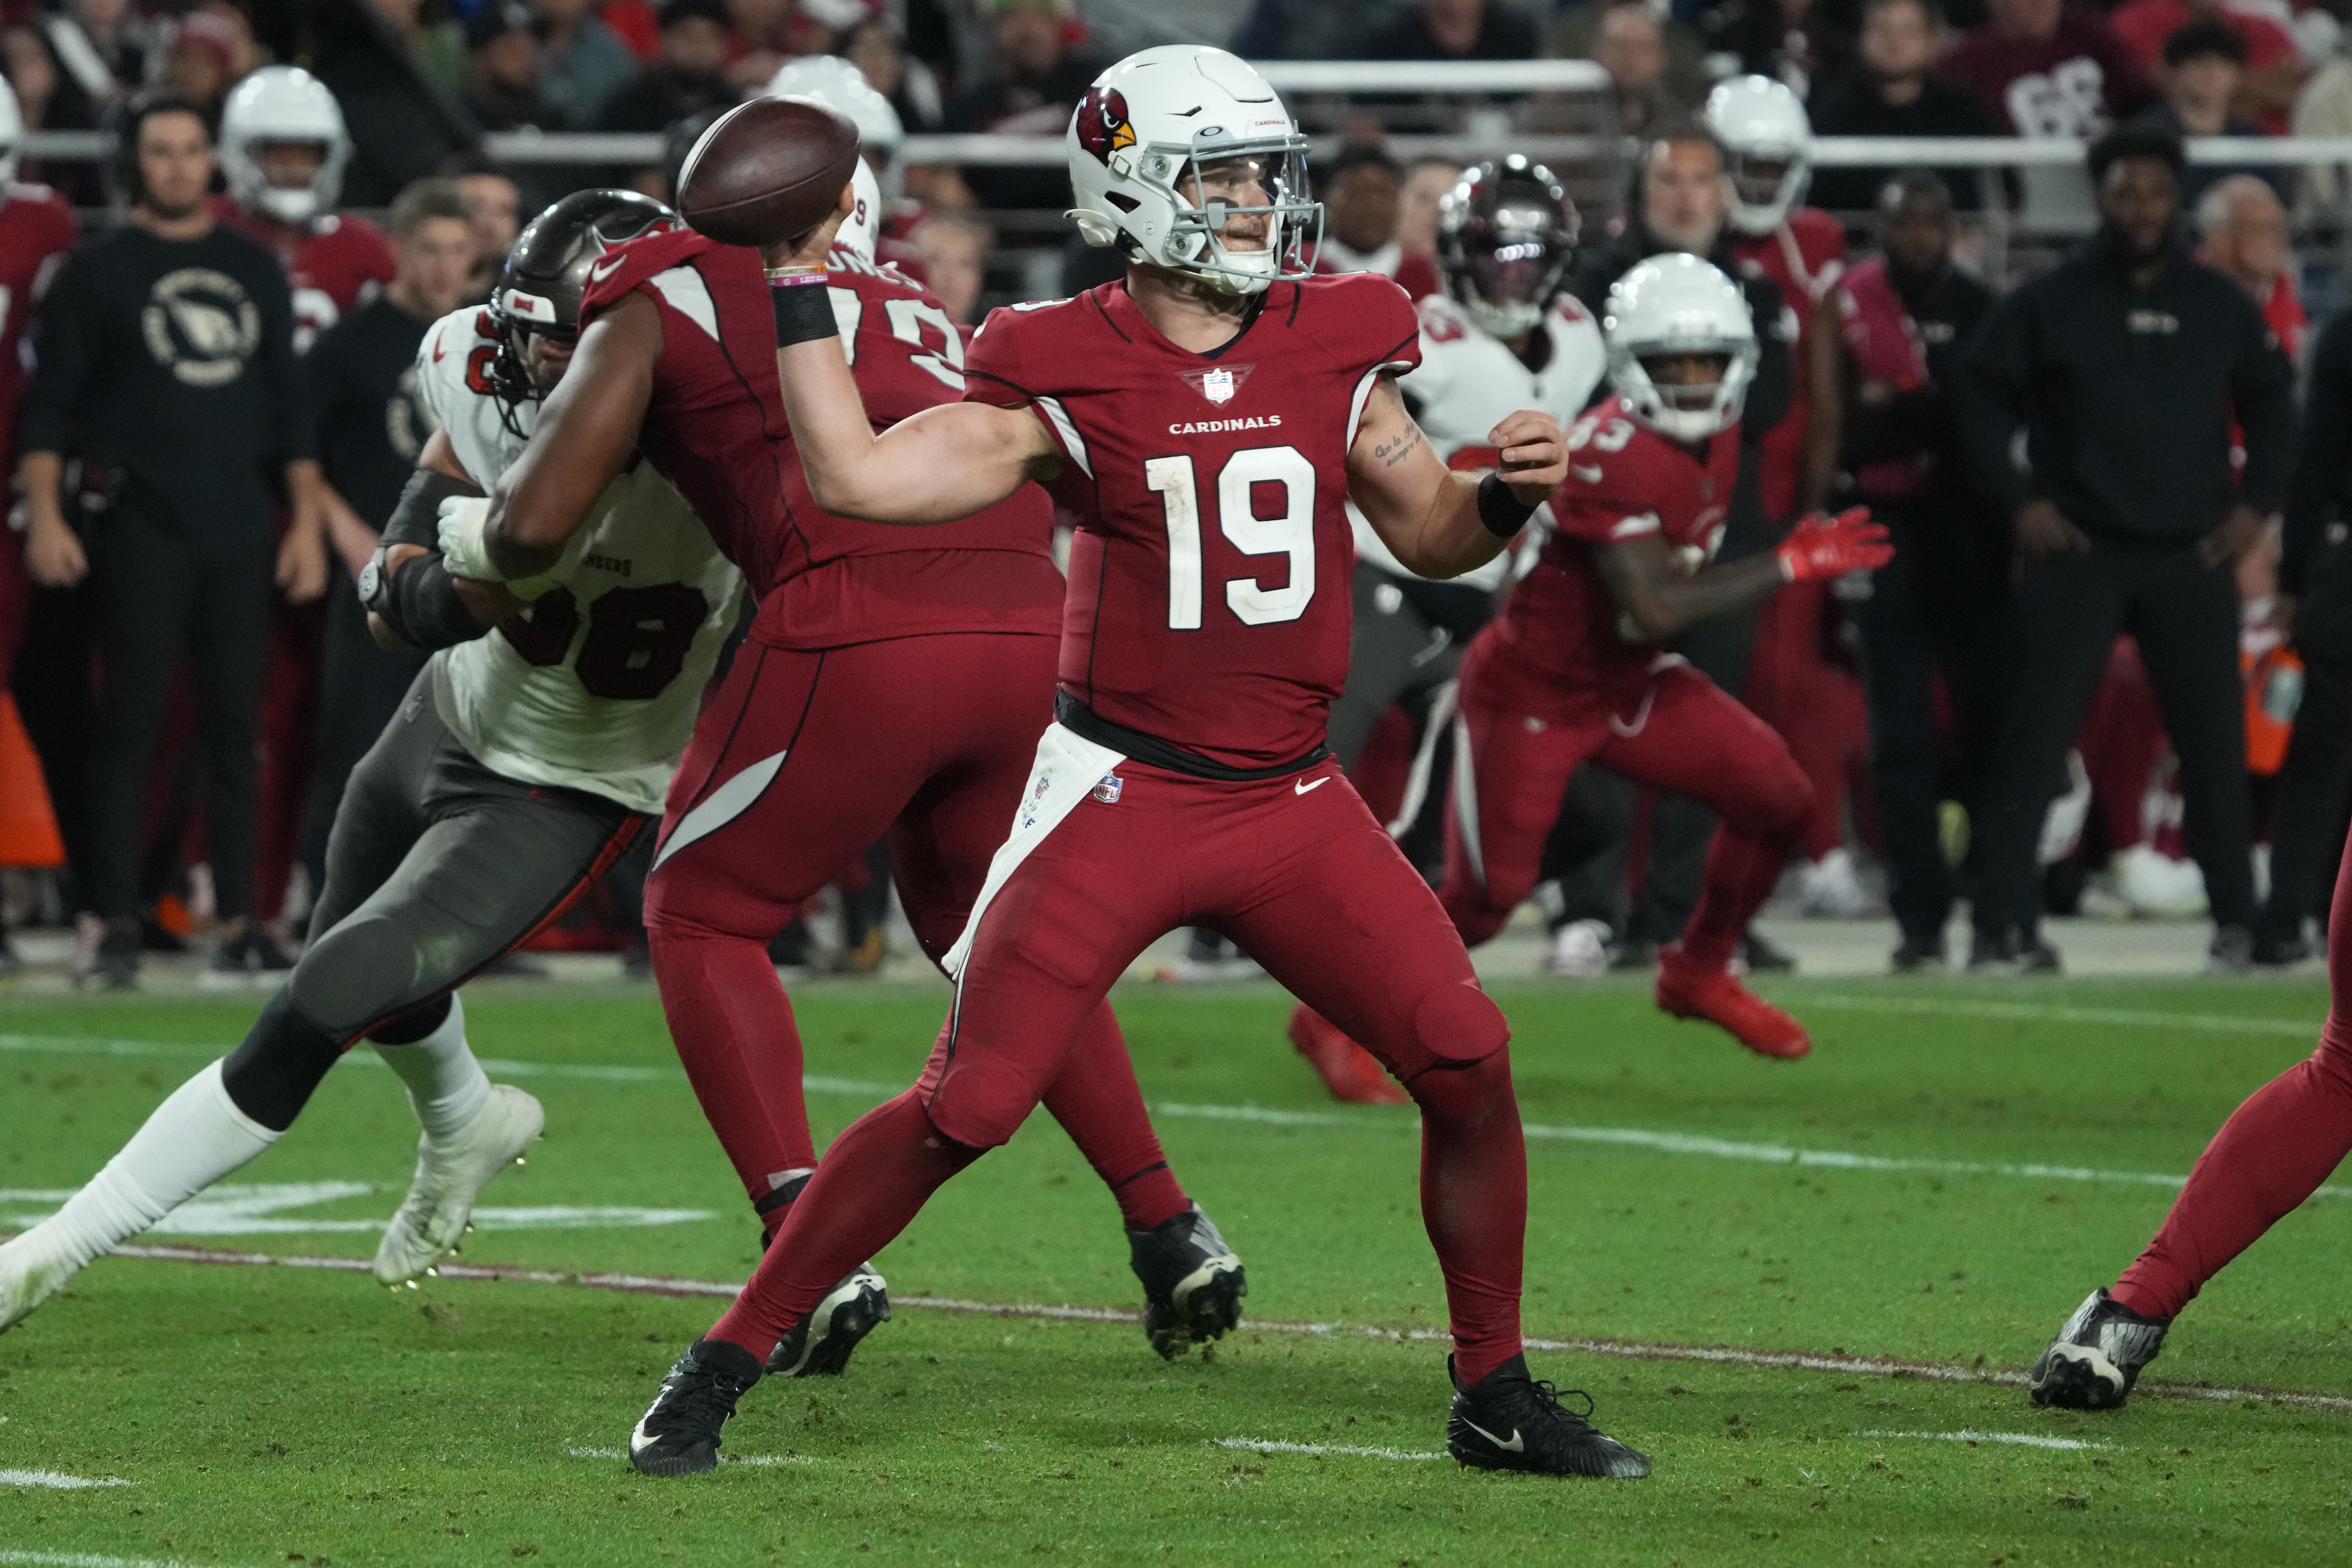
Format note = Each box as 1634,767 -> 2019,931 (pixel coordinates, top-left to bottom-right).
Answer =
1438,257 -> 1890,1060
439,156 -> 1239,1374
210,66 -> 399,967
586,46 -> 1652,1480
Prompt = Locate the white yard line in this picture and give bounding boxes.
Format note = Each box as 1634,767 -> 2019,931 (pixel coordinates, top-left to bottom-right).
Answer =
1803,993 -> 2321,1039
0,1555 -> 241,1568
1219,1437 -> 1444,1461
0,1473 -> 131,1490
567,1445 -> 808,1467
1855,1429 -> 2109,1451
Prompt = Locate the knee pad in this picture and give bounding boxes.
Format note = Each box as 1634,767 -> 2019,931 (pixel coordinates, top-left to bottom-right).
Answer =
1409,980 -> 1511,1071
220,990 -> 346,1132
287,911 -> 429,1037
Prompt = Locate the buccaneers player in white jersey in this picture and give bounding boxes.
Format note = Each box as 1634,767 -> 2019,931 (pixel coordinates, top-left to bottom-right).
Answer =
585,46 -> 1652,1481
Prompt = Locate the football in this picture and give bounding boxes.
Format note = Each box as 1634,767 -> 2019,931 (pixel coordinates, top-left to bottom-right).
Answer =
674,95 -> 863,250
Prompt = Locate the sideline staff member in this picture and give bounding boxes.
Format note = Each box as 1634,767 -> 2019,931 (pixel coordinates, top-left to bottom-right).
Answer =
19,91 -> 327,989
1957,124 -> 2292,975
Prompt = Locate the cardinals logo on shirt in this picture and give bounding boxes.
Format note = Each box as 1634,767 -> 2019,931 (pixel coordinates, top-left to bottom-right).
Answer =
142,267 -> 261,387
1074,87 -> 1136,163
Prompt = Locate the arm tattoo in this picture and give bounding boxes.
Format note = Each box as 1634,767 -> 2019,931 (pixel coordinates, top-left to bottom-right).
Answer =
1375,422 -> 1426,469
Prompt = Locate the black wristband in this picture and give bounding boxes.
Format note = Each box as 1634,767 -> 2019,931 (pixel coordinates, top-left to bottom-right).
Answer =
1477,471 -> 1539,540
384,465 -> 482,549
385,552 -> 494,651
771,278 -> 839,347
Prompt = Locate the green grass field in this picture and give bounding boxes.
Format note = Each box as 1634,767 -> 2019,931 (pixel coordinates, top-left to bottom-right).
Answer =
4,973 -> 2350,1567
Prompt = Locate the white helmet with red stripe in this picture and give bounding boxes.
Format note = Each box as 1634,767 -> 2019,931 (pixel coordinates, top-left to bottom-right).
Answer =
1065,45 -> 1319,297
1704,75 -> 1811,236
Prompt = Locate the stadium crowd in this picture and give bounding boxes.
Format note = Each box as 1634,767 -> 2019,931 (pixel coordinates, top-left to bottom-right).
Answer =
1,0 -> 2349,999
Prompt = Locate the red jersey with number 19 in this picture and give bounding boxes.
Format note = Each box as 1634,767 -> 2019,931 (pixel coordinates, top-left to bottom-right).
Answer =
579,227 -> 1065,651
1493,395 -> 1741,708
964,273 -> 1420,771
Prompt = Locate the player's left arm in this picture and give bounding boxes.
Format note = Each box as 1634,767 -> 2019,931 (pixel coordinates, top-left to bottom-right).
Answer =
367,430 -> 524,653
471,291 -> 660,582
1799,302 -> 1843,515
259,267 -> 330,605
1345,374 -> 1565,580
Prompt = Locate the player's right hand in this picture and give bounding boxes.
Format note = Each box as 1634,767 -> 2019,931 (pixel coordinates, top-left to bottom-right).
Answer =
758,179 -> 856,275
1774,507 -> 1891,583
24,515 -> 86,587
436,495 -> 498,580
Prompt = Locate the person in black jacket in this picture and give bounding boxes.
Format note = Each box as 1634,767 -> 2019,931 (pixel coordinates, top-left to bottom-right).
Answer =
1955,123 -> 2293,974
1546,127 -> 1797,970
17,92 -> 327,988
2254,307 -> 2352,964
1808,0 -> 2002,212
1837,170 -> 2003,969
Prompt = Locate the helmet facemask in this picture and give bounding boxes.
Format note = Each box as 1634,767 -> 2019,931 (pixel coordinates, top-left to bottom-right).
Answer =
1162,146 -> 1319,295
1610,341 -> 1755,443
249,137 -> 334,225
1720,144 -> 1809,235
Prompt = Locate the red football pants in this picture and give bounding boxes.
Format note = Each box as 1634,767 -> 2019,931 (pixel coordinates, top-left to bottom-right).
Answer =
1440,632 -> 1813,972
710,749 -> 1531,1384
643,633 -> 1184,1231
2112,829 -> 2352,1320
1744,580 -> 1869,864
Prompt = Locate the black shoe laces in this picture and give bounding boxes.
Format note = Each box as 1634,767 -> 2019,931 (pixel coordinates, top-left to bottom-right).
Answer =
1515,1377 -> 1598,1431
652,1363 -> 752,1438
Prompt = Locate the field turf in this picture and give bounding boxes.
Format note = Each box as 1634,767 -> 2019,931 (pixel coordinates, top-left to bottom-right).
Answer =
3,973 -> 2349,1566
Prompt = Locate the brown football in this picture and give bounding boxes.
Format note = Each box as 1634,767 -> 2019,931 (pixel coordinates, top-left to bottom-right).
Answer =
675,96 -> 862,249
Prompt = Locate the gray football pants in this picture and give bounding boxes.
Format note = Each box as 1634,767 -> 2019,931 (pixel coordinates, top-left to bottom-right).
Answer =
293,669 -> 646,1039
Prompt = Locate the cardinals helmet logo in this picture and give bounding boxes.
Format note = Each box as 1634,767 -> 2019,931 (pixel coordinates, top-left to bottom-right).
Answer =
1074,87 -> 1136,162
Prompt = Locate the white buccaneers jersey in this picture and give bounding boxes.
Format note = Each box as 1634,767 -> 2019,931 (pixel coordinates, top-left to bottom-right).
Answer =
413,306 -> 743,814
1350,291 -> 1608,590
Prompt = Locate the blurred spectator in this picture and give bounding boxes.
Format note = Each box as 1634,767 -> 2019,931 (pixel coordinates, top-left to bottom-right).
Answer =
601,0 -> 737,130
1365,0 -> 1541,59
2260,298 -> 2352,962
43,0 -> 149,109
946,0 -> 1105,212
312,0 -> 478,207
1548,0 -> 1711,116
163,9 -> 252,124
842,14 -> 947,134
1809,0 -> 2002,212
911,211 -> 989,323
17,94 -> 325,987
365,0 -> 468,92
464,2 -> 552,131
1584,3 -> 1694,138
299,177 -> 475,899
1837,170 -> 2005,969
2196,172 -> 2303,358
1,22 -> 107,205
2293,42 -> 2352,225
1397,154 -> 1461,256
1311,144 -> 1444,299
442,150 -> 523,299
1942,0 -> 2146,137
723,0 -> 829,92
603,0 -> 664,58
1233,0 -> 1415,60
2136,21 -> 2281,203
533,0 -> 640,128
2110,0 -> 2304,134
1954,125 -> 2291,974
1697,0 -> 1857,103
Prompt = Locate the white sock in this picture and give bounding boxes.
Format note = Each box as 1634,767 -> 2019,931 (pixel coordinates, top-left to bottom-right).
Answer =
11,1059 -> 278,1274
374,995 -> 492,1143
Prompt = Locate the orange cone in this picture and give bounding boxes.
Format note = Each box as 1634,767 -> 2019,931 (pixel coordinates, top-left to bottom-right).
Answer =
0,691 -> 62,868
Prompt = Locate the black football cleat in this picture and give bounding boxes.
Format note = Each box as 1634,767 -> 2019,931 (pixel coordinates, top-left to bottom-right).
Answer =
630,1338 -> 763,1476
764,1263 -> 891,1377
1128,1202 -> 1246,1359
1447,1354 -> 1652,1478
2028,1288 -> 2170,1410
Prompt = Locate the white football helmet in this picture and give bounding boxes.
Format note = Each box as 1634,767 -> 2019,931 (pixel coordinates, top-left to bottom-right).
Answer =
0,78 -> 20,187
1066,45 -> 1319,297
1704,75 -> 1810,236
767,55 -> 904,199
1602,255 -> 1758,443
221,66 -> 350,226
838,156 -> 883,265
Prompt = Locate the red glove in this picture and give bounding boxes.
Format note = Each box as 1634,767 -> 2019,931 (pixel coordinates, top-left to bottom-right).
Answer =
1774,507 -> 1892,583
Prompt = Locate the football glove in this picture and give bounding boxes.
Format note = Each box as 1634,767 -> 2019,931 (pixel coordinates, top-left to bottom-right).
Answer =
1773,507 -> 1892,584
435,494 -> 589,602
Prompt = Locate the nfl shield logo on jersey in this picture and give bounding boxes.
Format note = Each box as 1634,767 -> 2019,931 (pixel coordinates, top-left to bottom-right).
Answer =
1091,774 -> 1124,804
1202,368 -> 1235,405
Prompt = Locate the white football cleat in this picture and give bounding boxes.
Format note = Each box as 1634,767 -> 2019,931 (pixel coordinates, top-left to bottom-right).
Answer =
1796,847 -> 1874,918
1542,920 -> 1613,979
0,1228 -> 79,1332
373,1084 -> 544,1285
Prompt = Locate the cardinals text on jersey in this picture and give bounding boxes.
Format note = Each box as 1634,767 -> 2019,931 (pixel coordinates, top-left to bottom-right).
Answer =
411,304 -> 742,813
1348,290 -> 1608,589
964,272 -> 1422,771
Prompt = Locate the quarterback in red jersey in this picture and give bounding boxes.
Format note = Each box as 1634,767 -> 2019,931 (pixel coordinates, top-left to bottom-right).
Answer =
442,157 -> 1231,1375
586,45 -> 1652,1483
1439,256 -> 1890,1059
0,80 -> 80,687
